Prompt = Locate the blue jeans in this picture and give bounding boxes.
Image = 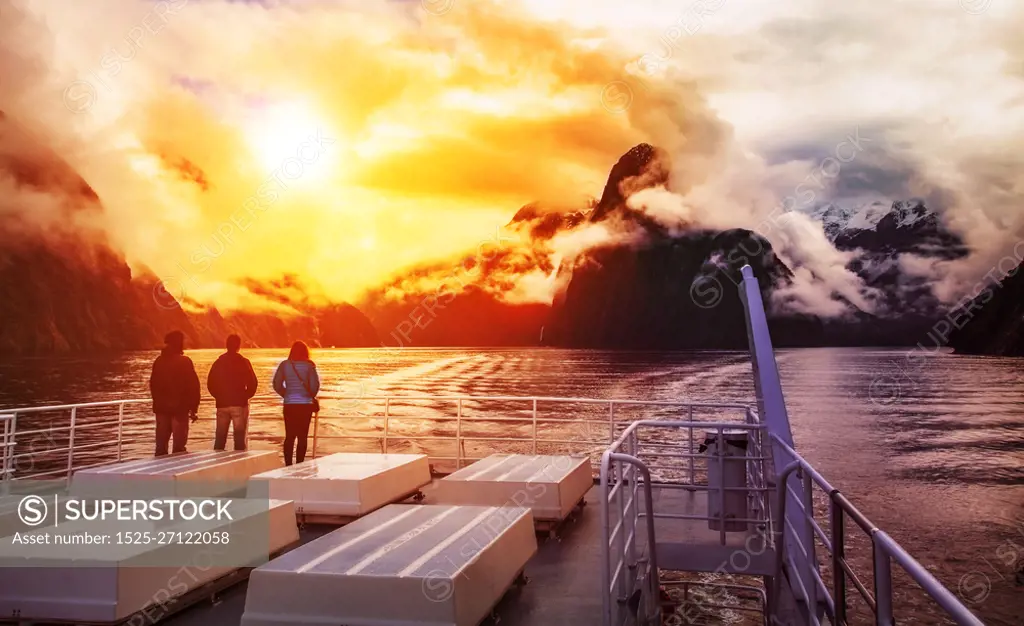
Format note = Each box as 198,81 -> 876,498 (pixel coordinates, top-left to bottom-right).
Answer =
214,406 -> 249,451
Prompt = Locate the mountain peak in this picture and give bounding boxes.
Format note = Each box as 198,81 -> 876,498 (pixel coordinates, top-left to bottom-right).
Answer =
591,143 -> 671,222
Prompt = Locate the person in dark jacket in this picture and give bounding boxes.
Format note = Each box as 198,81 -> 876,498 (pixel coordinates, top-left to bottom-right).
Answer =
207,334 -> 258,451
272,341 -> 320,465
149,330 -> 201,456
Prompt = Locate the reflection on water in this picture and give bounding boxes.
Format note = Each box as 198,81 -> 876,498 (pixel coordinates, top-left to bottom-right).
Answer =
0,347 -> 1022,625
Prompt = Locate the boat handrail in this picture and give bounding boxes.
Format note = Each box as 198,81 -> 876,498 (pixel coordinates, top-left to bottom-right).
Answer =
1,394 -> 756,414
600,449 -> 661,626
598,412 -> 774,626
0,413 -> 13,482
0,395 -> 758,483
771,434 -> 984,626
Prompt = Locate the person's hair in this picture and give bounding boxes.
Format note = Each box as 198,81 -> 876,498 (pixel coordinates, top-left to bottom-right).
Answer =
288,341 -> 310,362
226,334 -> 241,353
164,330 -> 185,353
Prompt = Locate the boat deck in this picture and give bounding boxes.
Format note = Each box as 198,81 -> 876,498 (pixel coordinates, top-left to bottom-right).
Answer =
164,484 -> 614,626
158,482 -> 805,626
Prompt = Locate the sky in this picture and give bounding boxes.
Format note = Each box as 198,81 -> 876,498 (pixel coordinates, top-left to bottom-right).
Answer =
1,0 -> 1023,313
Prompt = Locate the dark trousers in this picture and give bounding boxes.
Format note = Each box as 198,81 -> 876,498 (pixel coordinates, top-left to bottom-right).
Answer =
155,413 -> 190,456
283,404 -> 314,466
214,406 -> 249,451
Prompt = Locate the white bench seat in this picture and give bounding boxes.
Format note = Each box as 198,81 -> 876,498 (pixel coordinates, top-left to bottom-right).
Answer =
0,499 -> 298,624
71,450 -> 282,498
433,454 -> 593,522
246,453 -> 431,519
241,503 -> 537,626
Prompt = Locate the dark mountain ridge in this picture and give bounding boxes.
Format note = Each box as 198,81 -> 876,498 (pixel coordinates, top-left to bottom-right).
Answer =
949,261 -> 1024,357
0,110 -> 379,354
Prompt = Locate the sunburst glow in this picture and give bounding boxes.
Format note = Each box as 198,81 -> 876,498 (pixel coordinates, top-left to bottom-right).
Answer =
246,101 -> 335,181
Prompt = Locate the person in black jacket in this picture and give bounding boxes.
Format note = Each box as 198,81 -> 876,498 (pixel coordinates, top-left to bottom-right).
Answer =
207,334 -> 258,451
149,330 -> 201,456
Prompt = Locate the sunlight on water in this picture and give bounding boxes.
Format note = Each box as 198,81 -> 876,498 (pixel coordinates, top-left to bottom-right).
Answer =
0,347 -> 1021,624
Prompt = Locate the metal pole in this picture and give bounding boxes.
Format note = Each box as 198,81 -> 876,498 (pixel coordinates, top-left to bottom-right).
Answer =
616,461 -> 628,601
116,403 -> 125,462
1,414 -> 9,484
383,397 -> 390,454
456,398 -> 463,470
311,412 -> 320,459
624,436 -> 637,600
803,470 -> 818,612
532,399 -> 538,454
67,407 -> 77,481
599,452 -> 613,626
7,412 -> 16,481
688,406 -> 695,489
718,427 -> 726,546
608,402 -> 615,444
873,539 -> 895,626
609,453 -> 660,624
831,498 -> 847,625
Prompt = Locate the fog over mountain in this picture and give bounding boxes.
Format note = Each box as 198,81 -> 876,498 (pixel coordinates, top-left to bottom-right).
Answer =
2,0 -> 1023,353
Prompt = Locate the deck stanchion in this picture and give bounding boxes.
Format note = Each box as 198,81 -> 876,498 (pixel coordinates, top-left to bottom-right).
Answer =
1,414 -> 10,484
532,399 -> 538,455
615,460 -> 627,601
66,407 -> 77,481
7,412 -> 15,481
456,398 -> 463,470
311,411 -> 320,459
599,452 -> 613,626
831,498 -> 847,625
718,427 -> 727,546
873,540 -> 895,626
608,402 -> 615,444
383,397 -> 390,454
116,403 -> 125,462
802,471 -> 819,614
688,406 -> 695,488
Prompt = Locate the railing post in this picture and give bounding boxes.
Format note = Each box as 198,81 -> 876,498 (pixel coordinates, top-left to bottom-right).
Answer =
688,406 -> 695,489
311,412 -> 320,459
873,538 -> 895,626
116,403 -> 125,462
456,398 -> 463,470
66,407 -> 77,482
531,399 -> 538,455
7,412 -> 16,481
383,397 -> 390,454
0,414 -> 10,485
615,460 -> 628,601
717,427 -> 727,546
802,470 -> 818,613
599,452 -> 613,626
831,497 -> 847,625
608,402 -> 615,444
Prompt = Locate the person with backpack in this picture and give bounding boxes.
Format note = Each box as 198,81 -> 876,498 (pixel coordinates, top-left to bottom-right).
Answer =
149,330 -> 201,456
271,341 -> 320,465
207,334 -> 259,451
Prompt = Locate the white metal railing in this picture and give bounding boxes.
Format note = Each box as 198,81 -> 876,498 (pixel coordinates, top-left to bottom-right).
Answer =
0,395 -> 755,484
1,413 -> 13,482
598,410 -> 774,626
770,436 -> 984,626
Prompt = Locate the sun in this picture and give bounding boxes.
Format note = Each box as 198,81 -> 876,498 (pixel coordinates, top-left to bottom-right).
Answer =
246,100 -> 336,181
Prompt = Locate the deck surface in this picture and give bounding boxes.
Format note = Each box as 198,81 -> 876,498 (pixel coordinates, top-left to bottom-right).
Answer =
162,485 -> 611,626
159,484 -> 806,626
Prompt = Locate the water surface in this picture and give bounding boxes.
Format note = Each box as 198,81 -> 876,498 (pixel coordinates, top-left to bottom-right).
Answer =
0,347 -> 1021,624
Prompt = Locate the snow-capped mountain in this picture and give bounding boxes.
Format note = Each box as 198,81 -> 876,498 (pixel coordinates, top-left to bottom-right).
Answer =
810,199 -> 967,259
804,199 -> 969,320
